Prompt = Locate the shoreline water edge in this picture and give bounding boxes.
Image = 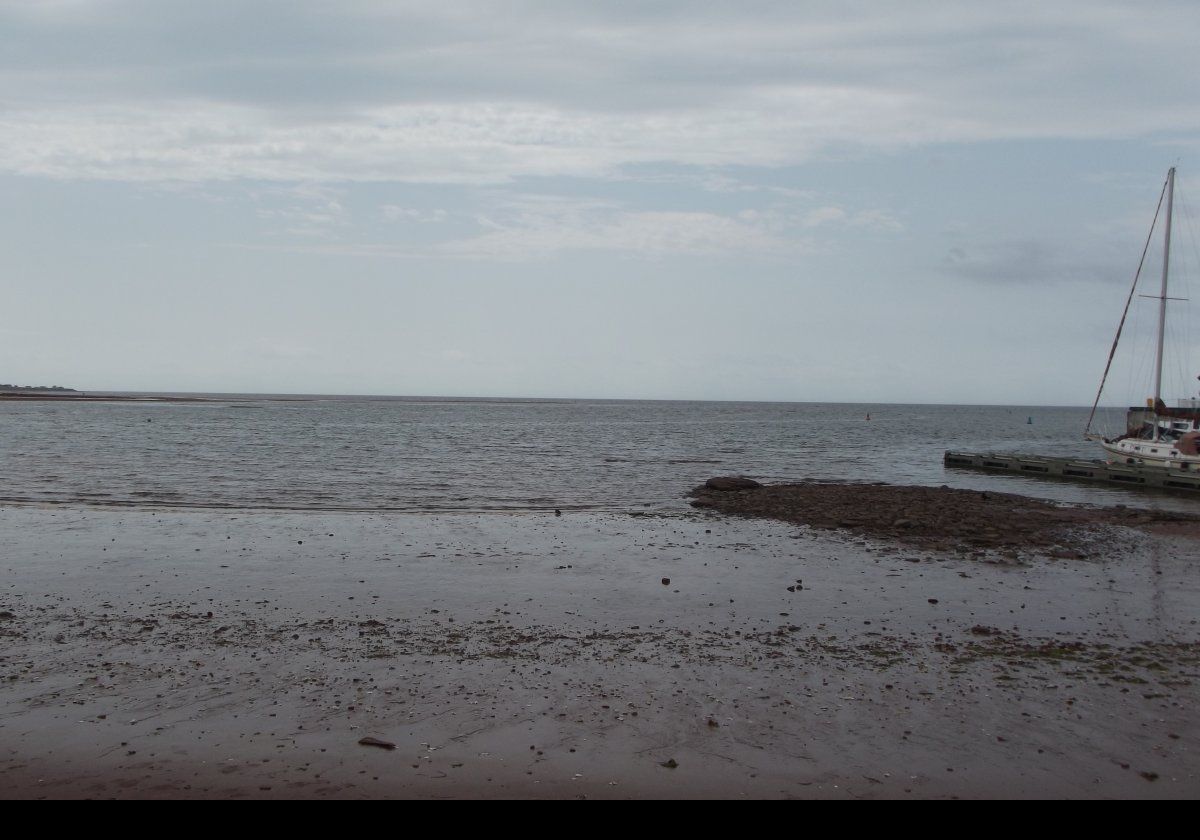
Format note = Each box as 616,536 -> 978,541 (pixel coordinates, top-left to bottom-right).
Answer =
1,482 -> 1196,799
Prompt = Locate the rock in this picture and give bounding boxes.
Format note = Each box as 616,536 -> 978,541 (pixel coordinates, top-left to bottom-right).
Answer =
704,476 -> 762,491
358,737 -> 396,750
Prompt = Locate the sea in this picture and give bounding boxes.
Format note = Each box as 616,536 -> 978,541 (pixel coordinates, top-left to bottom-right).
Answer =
0,395 -> 1194,514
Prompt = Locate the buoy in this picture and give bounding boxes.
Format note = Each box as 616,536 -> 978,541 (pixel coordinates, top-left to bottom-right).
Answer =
1027,417 -> 1033,424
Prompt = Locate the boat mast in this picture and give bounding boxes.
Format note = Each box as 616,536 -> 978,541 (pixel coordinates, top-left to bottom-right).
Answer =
1152,166 -> 1176,438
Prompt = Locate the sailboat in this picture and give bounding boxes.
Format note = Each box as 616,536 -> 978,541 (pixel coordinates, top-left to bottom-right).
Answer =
1087,167 -> 1200,468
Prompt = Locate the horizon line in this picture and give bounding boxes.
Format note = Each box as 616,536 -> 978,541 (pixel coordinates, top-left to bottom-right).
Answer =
35,388 -> 1141,410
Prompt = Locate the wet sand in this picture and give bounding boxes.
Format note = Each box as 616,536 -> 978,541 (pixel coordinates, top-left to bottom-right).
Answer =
1,488 -> 1197,799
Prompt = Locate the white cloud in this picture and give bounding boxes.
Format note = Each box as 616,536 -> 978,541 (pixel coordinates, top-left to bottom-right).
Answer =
0,94 -> 921,184
1,3 -> 1198,185
850,209 -> 903,232
441,209 -> 793,259
251,183 -> 349,236
230,189 -> 903,260
435,190 -> 904,259
381,205 -> 447,223
802,206 -> 848,227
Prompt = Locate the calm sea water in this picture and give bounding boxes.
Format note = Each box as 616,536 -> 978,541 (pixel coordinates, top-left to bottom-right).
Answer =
0,395 -> 1192,513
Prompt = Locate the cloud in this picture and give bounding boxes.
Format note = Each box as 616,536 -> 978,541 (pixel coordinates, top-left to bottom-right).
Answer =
0,94 -> 920,184
802,206 -> 847,227
1,2 -> 1199,185
243,183 -> 350,237
228,188 -> 904,260
940,238 -> 1129,286
359,190 -> 904,259
442,209 -> 792,259
381,205 -> 447,223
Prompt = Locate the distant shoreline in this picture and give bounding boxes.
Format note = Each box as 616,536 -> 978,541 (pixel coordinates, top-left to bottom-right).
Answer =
0,392 -> 314,404
0,392 -> 211,403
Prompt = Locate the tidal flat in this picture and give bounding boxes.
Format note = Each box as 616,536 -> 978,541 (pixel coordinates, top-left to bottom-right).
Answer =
0,491 -> 1196,799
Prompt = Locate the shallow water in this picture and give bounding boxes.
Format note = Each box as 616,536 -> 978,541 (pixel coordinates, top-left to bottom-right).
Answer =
0,395 -> 1190,512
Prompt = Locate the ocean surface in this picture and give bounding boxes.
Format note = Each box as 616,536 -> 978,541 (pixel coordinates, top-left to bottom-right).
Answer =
0,395 -> 1194,514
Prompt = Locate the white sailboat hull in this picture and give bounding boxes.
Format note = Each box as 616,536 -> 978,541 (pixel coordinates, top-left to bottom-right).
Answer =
1101,437 -> 1200,469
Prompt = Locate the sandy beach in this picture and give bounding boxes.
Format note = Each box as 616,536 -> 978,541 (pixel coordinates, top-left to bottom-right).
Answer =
1,485 -> 1197,799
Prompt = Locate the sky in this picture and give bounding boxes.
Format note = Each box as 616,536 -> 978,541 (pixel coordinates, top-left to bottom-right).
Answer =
3,1 -> 1200,404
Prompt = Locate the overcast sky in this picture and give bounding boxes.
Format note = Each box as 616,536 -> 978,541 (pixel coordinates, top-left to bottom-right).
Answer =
3,1 -> 1200,404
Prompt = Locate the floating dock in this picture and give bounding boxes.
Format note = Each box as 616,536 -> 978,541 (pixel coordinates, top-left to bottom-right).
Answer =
943,451 -> 1200,492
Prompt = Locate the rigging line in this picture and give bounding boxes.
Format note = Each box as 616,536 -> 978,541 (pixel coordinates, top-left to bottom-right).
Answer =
1085,174 -> 1169,437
